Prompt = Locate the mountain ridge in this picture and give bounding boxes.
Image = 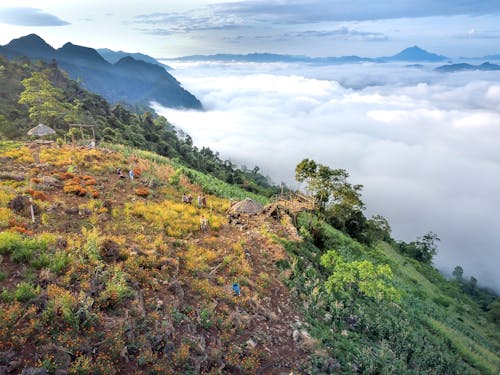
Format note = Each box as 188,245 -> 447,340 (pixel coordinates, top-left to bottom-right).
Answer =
0,34 -> 201,110
97,48 -> 172,70
166,45 -> 448,64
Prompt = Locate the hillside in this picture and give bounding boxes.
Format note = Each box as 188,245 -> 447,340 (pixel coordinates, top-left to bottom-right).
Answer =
0,55 -> 276,198
0,142 -> 311,374
0,34 -> 201,110
0,142 -> 499,374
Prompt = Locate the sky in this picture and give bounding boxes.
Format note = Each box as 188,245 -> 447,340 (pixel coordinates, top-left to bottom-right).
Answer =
1,0 -> 500,58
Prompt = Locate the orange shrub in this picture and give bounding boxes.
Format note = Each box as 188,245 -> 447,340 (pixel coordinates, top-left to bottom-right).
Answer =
27,189 -> 48,201
135,187 -> 150,197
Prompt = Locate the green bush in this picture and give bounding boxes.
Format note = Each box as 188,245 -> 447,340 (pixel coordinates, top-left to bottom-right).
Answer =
14,282 -> 40,302
0,231 -> 24,255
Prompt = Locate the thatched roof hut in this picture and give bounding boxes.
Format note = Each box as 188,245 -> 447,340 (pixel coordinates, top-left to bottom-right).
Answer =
27,124 -> 56,137
229,198 -> 264,215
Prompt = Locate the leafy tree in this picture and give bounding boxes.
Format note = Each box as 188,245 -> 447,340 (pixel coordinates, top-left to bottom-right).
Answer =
295,158 -> 363,211
452,265 -> 464,281
397,231 -> 440,264
320,250 -> 400,302
365,214 -> 392,243
18,71 -> 69,125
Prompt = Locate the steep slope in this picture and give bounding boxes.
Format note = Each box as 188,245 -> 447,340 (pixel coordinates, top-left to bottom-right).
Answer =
0,34 -> 201,109
0,143 -> 309,374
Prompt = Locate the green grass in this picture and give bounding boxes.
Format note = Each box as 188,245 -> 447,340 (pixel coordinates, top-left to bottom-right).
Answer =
0,141 -> 23,153
377,241 -> 441,300
427,318 -> 499,374
102,143 -> 268,204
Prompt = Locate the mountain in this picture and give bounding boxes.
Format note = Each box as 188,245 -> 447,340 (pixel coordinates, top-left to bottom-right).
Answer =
0,34 -> 201,109
379,45 -> 448,62
168,46 -> 448,64
3,33 -> 56,60
436,62 -> 500,72
98,48 -> 172,70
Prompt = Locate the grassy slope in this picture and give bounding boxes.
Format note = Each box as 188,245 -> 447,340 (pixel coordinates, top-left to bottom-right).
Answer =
377,242 -> 499,374
0,141 -> 498,374
0,142 -> 306,374
280,213 -> 499,374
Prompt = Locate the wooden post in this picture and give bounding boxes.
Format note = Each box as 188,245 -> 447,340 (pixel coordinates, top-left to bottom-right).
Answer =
29,197 -> 35,223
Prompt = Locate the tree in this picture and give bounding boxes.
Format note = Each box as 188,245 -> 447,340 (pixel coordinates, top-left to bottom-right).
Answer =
295,158 -> 364,210
18,71 -> 69,125
366,214 -> 392,243
397,231 -> 440,264
452,265 -> 464,281
320,250 -> 400,302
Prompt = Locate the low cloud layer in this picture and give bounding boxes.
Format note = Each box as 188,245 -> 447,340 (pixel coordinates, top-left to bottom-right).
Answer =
155,61 -> 500,291
0,7 -> 69,26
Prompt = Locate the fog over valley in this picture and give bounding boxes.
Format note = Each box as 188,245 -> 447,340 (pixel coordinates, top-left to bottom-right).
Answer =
156,61 -> 500,291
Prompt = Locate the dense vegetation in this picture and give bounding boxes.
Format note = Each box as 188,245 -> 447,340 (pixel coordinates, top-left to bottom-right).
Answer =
280,213 -> 499,373
0,55 -> 278,197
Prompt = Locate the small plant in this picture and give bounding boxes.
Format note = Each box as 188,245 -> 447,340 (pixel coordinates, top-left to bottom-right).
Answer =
135,187 -> 150,197
14,281 -> 40,302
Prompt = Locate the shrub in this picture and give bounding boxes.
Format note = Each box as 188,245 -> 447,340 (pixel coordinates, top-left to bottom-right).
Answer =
14,282 -> 40,302
135,187 -> 150,197
0,231 -> 23,255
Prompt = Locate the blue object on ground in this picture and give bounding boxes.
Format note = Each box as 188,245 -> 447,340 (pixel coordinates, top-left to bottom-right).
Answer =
232,283 -> 240,296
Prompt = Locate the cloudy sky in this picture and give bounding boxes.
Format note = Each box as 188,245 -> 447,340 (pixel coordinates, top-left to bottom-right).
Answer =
1,0 -> 500,57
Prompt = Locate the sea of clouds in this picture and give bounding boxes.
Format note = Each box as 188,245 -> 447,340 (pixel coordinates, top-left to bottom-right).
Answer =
154,61 -> 500,291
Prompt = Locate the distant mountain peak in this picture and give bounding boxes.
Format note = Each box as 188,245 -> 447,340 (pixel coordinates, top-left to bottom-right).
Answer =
388,46 -> 447,62
57,42 -> 108,64
6,33 -> 55,54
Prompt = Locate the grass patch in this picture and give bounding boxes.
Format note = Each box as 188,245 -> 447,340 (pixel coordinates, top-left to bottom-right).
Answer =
427,318 -> 499,374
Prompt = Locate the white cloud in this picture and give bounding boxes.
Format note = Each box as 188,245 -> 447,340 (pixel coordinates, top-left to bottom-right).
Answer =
155,61 -> 500,291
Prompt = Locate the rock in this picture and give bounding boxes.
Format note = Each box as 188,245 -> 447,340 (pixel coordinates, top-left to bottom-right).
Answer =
64,207 -> 79,215
0,172 -> 25,181
167,280 -> 184,300
41,176 -> 61,189
101,239 -> 120,261
8,195 -> 39,215
292,329 -> 301,342
21,368 -> 49,375
245,339 -> 257,349
7,359 -> 23,373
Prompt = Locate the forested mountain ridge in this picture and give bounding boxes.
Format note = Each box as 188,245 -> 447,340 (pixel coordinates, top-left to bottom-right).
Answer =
0,52 -> 499,374
0,34 -> 201,109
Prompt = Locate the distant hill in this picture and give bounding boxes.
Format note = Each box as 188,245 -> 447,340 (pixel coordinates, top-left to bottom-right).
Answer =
97,48 -> 172,70
168,46 -> 447,64
378,46 -> 447,62
436,62 -> 500,72
0,34 -> 201,109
